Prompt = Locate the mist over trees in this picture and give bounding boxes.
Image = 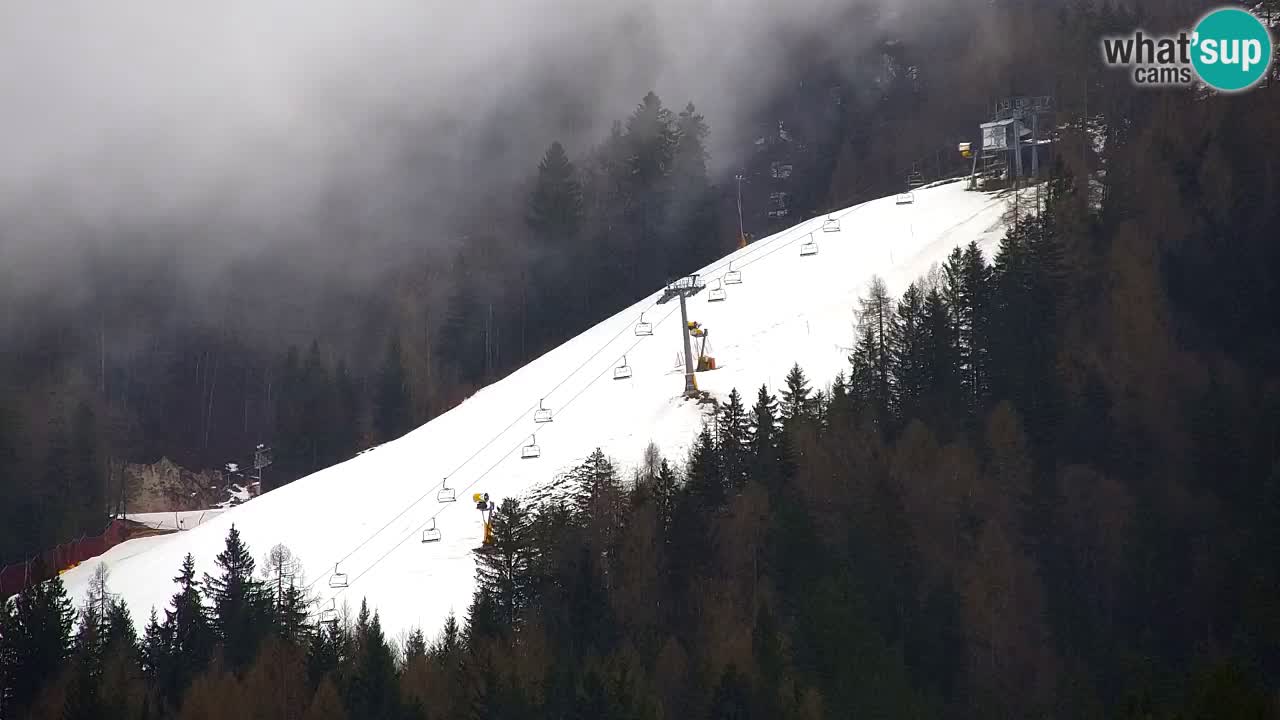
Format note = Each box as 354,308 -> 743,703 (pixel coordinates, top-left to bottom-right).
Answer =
3,0 -> 1280,712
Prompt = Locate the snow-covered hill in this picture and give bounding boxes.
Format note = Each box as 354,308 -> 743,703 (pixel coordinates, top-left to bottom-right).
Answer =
63,181 -> 1014,636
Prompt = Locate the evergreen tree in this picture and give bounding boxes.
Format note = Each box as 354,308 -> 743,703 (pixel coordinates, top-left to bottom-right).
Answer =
942,242 -> 992,421
0,570 -> 75,716
527,141 -> 584,347
624,91 -> 678,283
346,601 -> 399,720
203,525 -> 270,672
140,608 -> 165,683
686,425 -> 725,510
568,449 -> 626,578
780,363 -> 814,427
433,612 -> 461,664
374,334 -> 411,442
473,498 -> 536,630
717,388 -> 751,491
306,618 -> 346,691
527,141 -> 584,246
920,288 -> 963,436
403,628 -> 427,666
159,553 -> 214,708
669,102 -> 718,272
891,283 -> 929,425
652,459 -> 679,537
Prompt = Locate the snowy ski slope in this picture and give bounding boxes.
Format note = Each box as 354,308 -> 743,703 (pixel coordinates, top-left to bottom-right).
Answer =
63,181 -> 1014,636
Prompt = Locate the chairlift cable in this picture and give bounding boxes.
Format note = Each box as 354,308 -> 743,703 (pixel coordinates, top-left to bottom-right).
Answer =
308,203 -> 864,595
332,307 -> 683,595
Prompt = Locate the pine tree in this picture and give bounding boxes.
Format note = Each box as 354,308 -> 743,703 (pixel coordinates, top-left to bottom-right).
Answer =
473,498 -> 536,630
920,288 -> 962,436
306,617 -> 346,691
891,283 -> 929,425
750,385 -> 792,493
943,242 -> 992,421
568,449 -> 626,576
140,608 -> 165,683
669,102 -> 718,272
346,601 -> 399,720
686,425 -> 725,510
780,363 -> 814,427
159,553 -> 214,707
203,525 -> 270,672
430,612 -> 461,668
374,334 -> 411,442
403,628 -> 427,666
527,141 -> 585,347
0,570 -> 75,716
624,91 -> 678,284
717,388 -> 751,491
528,141 -> 584,246
652,459 -> 679,537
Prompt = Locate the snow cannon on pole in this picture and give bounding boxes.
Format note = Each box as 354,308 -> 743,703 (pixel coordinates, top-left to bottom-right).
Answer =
474,493 -> 495,546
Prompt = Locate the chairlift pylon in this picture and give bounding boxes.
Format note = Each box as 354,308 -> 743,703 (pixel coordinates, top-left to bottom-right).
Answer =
708,279 -> 726,303
421,518 -> 441,544
329,564 -> 349,589
800,233 -> 819,257
822,214 -> 841,233
534,399 -> 553,423
521,434 -> 541,460
724,262 -> 742,285
437,478 -> 456,503
613,355 -> 633,380
634,313 -> 654,337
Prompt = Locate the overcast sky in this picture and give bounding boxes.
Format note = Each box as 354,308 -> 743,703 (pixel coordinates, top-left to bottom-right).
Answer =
0,0 -> 977,308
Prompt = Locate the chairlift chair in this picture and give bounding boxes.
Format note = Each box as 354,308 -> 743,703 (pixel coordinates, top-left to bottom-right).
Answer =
329,564 -> 349,589
800,234 -> 819,257
421,518 -> 441,544
634,313 -> 654,337
319,600 -> 338,625
437,478 -> 456,503
821,215 -> 841,233
521,435 -> 541,459
708,279 -> 726,303
613,356 -> 633,380
724,263 -> 742,285
534,399 -> 553,423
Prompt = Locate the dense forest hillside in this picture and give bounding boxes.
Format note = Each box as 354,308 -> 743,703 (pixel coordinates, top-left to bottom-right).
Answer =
4,0 -> 1280,716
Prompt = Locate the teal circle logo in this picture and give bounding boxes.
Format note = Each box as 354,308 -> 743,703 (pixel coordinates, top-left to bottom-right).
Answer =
1191,7 -> 1273,92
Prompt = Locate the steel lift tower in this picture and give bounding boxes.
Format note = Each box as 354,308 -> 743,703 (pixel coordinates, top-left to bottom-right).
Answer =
657,274 -> 708,398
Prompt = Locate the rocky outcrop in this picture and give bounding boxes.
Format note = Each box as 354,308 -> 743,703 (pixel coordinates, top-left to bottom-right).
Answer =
123,457 -> 227,513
